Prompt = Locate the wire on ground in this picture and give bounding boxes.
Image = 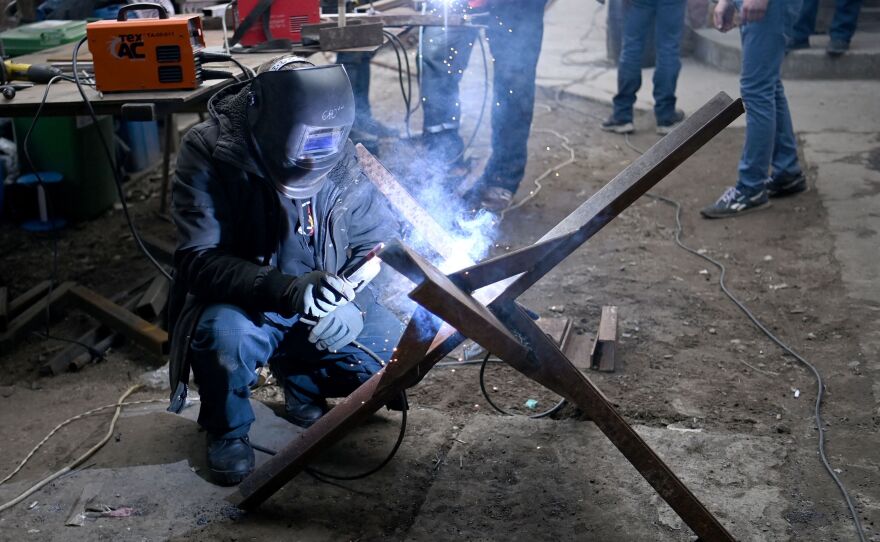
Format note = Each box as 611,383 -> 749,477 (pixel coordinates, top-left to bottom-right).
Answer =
621,132 -> 866,542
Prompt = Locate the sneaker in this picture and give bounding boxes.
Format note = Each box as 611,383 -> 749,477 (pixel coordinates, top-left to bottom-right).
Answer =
601,117 -> 634,134
766,171 -> 807,198
206,434 -> 255,486
479,186 -> 514,213
656,109 -> 686,135
700,186 -> 770,219
826,39 -> 849,56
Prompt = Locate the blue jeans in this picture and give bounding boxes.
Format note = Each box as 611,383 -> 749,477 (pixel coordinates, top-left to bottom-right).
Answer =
735,0 -> 803,194
190,300 -> 405,439
611,0 -> 686,124
791,0 -> 862,45
421,0 -> 547,192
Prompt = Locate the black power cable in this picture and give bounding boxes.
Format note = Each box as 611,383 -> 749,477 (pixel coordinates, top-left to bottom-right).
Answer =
71,36 -> 172,282
620,133 -> 866,542
479,352 -> 566,419
250,341 -> 409,482
382,30 -> 413,139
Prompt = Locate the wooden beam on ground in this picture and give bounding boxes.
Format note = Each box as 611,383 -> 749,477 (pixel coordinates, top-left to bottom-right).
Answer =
0,282 -> 75,353
591,306 -> 618,372
67,285 -> 167,358
7,281 -> 52,319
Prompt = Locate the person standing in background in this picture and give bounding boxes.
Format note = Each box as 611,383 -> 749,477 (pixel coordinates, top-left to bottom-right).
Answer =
701,0 -> 808,218
420,0 -> 548,213
601,0 -> 687,135
788,0 -> 862,55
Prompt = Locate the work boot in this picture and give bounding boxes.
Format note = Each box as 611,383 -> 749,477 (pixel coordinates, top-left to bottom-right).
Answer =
656,109 -> 686,135
700,186 -> 770,219
479,186 -> 514,213
206,434 -> 255,486
826,39 -> 849,57
766,171 -> 807,198
283,395 -> 328,428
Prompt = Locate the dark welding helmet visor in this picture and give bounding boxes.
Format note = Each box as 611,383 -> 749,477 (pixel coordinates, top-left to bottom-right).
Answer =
247,65 -> 355,199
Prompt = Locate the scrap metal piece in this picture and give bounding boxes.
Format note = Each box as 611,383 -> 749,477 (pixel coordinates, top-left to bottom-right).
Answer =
301,21 -> 384,50
591,305 -> 618,372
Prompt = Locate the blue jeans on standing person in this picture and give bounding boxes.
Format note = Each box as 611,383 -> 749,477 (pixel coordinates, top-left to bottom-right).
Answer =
190,300 -> 404,440
791,0 -> 862,46
611,0 -> 686,125
421,0 -> 547,193
735,0 -> 803,194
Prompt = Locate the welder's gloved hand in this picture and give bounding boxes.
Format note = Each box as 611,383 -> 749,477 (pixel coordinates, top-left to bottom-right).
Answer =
285,271 -> 355,318
308,302 -> 364,352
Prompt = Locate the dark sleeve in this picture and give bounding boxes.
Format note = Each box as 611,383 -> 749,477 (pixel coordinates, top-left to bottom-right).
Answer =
171,125 -> 296,315
340,171 -> 399,273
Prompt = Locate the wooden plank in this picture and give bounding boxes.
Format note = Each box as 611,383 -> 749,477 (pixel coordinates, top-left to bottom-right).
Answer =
67,285 -> 167,358
8,281 -> 52,318
0,282 -> 75,353
591,306 -> 618,372
135,274 -> 170,321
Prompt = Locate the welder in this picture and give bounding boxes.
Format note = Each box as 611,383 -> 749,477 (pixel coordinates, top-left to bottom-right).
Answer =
166,55 -> 405,486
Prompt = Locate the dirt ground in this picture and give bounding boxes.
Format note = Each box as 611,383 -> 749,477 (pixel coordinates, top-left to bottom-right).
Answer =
0,55 -> 878,540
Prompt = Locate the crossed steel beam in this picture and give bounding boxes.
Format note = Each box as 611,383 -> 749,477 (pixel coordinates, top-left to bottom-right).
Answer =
229,92 -> 744,541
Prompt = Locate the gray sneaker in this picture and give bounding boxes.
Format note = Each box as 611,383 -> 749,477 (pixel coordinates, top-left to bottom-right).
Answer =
601,117 -> 634,134
480,187 -> 514,213
826,39 -> 849,57
656,109 -> 686,135
701,186 -> 770,219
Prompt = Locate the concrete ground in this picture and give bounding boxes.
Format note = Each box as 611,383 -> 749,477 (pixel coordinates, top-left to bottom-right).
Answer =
0,2 -> 878,541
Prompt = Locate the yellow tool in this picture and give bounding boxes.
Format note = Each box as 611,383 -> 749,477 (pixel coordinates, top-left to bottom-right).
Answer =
2,60 -> 63,84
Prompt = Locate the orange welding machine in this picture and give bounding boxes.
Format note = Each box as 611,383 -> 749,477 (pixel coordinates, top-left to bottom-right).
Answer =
87,3 -> 206,92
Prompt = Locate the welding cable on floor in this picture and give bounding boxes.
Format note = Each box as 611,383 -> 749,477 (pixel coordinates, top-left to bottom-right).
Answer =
621,133 -> 866,542
71,36 -> 172,282
0,385 -> 145,514
478,352 -> 566,419
500,128 -> 577,218
251,340 -> 409,482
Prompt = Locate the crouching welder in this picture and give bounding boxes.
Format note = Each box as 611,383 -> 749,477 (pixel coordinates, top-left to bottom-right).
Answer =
166,56 -> 405,486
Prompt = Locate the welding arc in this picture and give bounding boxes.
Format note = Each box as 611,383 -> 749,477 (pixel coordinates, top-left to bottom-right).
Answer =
619,134 -> 866,542
479,353 -> 566,419
71,36 -> 172,282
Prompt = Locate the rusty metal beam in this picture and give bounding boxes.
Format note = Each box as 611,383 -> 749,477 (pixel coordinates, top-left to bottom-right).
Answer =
7,281 -> 52,319
0,282 -> 75,353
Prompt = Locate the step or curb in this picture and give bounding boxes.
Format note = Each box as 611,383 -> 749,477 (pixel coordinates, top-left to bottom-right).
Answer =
691,27 -> 880,80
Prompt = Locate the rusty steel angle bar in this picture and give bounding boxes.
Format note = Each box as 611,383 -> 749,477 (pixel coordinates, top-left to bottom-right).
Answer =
494,302 -> 735,541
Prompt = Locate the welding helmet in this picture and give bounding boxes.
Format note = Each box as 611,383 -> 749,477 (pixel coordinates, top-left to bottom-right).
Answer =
247,63 -> 355,199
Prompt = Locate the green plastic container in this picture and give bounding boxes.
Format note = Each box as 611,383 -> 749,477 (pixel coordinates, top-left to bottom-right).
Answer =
13,115 -> 117,221
0,20 -> 86,57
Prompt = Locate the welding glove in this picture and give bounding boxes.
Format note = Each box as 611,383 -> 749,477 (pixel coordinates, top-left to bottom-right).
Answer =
308,302 -> 364,352
284,271 -> 356,319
